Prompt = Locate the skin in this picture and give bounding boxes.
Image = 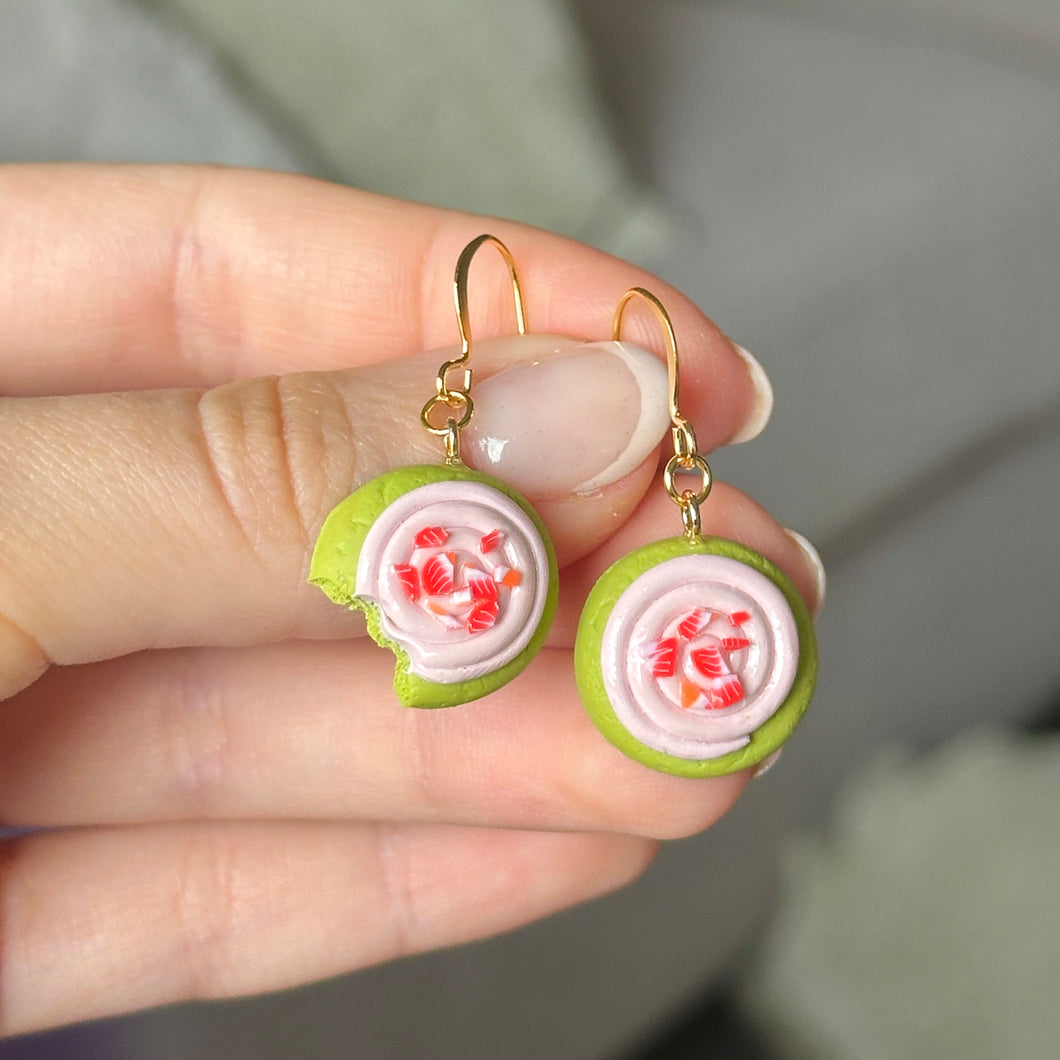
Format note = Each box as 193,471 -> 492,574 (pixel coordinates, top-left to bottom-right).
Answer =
0,165 -> 822,1036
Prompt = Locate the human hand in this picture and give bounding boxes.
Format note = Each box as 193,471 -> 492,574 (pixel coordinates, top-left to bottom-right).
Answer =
0,165 -> 822,1034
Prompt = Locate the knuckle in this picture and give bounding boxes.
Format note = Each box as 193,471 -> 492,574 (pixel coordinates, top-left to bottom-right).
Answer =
373,824 -> 419,959
194,372 -> 361,565
160,651 -> 238,817
402,713 -> 453,820
171,825 -> 242,999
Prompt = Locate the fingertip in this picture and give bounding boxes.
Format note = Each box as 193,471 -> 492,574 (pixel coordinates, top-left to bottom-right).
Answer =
727,343 -> 775,445
751,748 -> 784,779
602,835 -> 661,892
558,717 -> 752,841
0,612 -> 50,702
783,528 -> 827,618
626,770 -> 750,842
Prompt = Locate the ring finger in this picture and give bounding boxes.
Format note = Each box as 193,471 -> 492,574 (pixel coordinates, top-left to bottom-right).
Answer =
0,643 -> 747,841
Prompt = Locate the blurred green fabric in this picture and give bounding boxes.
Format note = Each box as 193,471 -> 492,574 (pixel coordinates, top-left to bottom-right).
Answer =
147,0 -> 677,262
741,731 -> 1060,1059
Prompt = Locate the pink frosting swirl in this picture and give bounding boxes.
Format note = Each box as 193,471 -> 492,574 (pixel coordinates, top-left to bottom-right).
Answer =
355,480 -> 550,684
600,553 -> 799,759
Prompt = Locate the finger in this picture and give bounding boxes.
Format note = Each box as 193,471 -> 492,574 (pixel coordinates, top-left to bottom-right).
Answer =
0,327 -> 757,698
0,821 -> 654,1035
0,644 -> 747,839
0,164 -> 760,434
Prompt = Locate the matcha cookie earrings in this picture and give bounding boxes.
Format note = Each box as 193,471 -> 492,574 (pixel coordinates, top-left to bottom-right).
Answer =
575,289 -> 817,776
309,235 -> 558,708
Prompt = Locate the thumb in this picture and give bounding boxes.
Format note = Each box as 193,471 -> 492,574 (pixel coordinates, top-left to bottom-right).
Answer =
0,335 -> 668,698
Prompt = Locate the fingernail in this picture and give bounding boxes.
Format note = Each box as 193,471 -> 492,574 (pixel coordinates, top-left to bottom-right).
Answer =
785,528 -> 827,618
728,343 -> 774,444
752,749 -> 783,778
466,342 -> 670,498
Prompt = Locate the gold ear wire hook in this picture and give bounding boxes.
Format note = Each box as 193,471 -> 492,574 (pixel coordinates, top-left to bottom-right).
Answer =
612,287 -> 695,458
454,234 -> 527,360
422,234 -> 527,465
612,287 -> 712,539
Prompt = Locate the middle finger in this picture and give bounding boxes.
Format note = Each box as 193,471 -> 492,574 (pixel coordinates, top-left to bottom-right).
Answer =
0,640 -> 748,838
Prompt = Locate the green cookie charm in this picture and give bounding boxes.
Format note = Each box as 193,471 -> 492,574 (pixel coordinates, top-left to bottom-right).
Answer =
576,534 -> 817,777
309,235 -> 557,708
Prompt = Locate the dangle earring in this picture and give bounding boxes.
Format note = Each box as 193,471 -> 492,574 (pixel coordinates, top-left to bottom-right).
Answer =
309,235 -> 559,708
575,289 -> 817,776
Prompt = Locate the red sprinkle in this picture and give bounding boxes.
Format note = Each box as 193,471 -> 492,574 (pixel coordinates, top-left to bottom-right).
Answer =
707,675 -> 745,709
691,644 -> 728,679
393,564 -> 420,602
467,567 -> 499,602
466,599 -> 499,634
422,553 -> 455,596
720,636 -> 751,653
678,608 -> 710,640
480,529 -> 504,554
414,526 -> 449,548
647,637 -> 678,678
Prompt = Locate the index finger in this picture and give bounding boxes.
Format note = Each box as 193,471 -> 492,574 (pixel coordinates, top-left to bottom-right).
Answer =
0,164 -> 759,450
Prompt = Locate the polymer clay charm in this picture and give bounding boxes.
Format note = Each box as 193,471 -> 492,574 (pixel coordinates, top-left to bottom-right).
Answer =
309,236 -> 558,708
575,289 -> 817,776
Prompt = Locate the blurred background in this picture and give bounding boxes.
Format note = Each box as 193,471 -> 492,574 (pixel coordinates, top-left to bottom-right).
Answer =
2,0 -> 1058,1056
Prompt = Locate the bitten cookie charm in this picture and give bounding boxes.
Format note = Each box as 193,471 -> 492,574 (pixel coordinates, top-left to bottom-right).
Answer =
575,289 -> 817,776
310,236 -> 558,708
310,465 -> 556,707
